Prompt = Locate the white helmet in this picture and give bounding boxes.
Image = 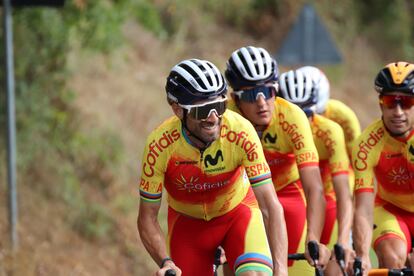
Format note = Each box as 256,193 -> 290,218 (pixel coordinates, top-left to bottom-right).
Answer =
298,66 -> 330,114
279,69 -> 317,114
225,46 -> 278,90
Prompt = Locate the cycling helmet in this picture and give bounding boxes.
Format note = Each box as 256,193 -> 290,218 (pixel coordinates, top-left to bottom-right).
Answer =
166,59 -> 227,105
298,66 -> 330,114
279,69 -> 317,112
375,62 -> 414,94
225,46 -> 278,90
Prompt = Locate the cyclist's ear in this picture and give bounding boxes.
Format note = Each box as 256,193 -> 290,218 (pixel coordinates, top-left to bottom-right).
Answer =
171,103 -> 184,119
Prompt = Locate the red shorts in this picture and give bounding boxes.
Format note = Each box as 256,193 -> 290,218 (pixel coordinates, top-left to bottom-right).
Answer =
373,201 -> 414,254
277,180 -> 307,266
320,195 -> 337,247
167,188 -> 273,275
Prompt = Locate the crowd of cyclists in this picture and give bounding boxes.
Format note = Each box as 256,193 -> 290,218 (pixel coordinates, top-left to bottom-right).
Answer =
137,45 -> 414,276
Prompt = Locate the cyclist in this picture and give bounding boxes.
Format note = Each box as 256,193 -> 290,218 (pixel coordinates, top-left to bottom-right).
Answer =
137,58 -> 288,276
225,46 -> 330,274
353,61 -> 414,275
279,69 -> 354,275
298,65 -> 361,193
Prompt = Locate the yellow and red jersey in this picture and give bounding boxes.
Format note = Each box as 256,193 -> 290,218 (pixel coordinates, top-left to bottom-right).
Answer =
310,114 -> 350,199
322,99 -> 361,157
352,119 -> 414,212
228,97 -> 319,191
139,110 -> 272,221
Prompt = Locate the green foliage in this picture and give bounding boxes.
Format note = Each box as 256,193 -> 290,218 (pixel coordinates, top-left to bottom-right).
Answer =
354,0 -> 414,59
72,202 -> 116,241
0,1 -> 126,239
130,0 -> 167,39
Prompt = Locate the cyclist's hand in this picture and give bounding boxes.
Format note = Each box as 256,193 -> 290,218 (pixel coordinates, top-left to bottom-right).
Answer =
218,246 -> 227,265
305,241 -> 331,269
317,243 -> 331,268
155,263 -> 182,276
359,255 -> 371,276
342,245 -> 356,273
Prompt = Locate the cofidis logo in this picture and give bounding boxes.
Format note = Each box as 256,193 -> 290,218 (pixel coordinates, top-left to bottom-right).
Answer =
220,125 -> 259,161
143,129 -> 180,177
354,127 -> 384,171
278,113 -> 305,150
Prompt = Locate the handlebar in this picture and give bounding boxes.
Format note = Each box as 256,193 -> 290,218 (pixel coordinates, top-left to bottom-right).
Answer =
288,253 -> 306,260
334,243 -> 348,276
308,240 -> 324,276
165,269 -> 176,276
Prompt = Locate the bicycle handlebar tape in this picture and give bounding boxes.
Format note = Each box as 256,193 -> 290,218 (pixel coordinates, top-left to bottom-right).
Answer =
334,243 -> 347,276
287,253 -> 306,260
165,269 -> 176,276
308,241 -> 324,276
353,257 -> 362,276
308,240 -> 319,263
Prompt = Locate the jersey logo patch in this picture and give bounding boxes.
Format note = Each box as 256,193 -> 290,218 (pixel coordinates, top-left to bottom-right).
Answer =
264,133 -> 277,144
204,150 -> 224,168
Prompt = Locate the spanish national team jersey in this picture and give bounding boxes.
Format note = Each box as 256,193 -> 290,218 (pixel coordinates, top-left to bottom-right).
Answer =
311,114 -> 350,198
323,99 -> 361,156
228,97 -> 319,191
353,119 -> 414,212
139,110 -> 272,221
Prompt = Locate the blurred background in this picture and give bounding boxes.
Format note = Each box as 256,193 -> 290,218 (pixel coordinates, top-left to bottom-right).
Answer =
0,0 -> 413,275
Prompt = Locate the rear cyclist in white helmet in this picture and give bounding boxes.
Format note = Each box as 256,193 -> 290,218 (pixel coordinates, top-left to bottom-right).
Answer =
298,66 -> 361,193
279,69 -> 354,275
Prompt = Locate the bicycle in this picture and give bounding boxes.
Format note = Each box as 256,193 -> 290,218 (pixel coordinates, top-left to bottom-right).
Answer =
287,240 -> 324,276
353,257 -> 413,276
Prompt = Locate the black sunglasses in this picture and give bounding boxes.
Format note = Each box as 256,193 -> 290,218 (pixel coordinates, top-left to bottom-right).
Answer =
233,84 -> 277,103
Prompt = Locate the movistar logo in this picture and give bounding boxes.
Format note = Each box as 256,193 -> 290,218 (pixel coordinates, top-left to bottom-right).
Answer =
264,133 -> 277,144
204,150 -> 224,168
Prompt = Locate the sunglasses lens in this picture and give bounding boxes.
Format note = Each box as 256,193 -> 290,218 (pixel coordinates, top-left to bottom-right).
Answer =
188,101 -> 227,120
238,86 -> 276,102
380,95 -> 414,109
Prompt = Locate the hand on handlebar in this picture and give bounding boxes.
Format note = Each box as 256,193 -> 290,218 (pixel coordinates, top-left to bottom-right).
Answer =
305,241 -> 331,269
155,263 -> 182,276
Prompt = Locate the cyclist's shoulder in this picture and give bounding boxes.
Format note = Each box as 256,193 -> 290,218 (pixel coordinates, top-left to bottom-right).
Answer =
145,116 -> 181,142
326,99 -> 358,117
275,96 -> 305,113
274,96 -> 309,123
352,119 -> 386,155
222,108 -> 255,130
313,113 -> 343,130
357,119 -> 385,140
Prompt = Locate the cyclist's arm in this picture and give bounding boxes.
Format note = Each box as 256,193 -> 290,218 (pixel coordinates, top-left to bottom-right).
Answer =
332,174 -> 354,265
138,201 -> 181,275
353,191 -> 375,275
299,166 -> 326,242
299,166 -> 331,267
254,183 -> 288,276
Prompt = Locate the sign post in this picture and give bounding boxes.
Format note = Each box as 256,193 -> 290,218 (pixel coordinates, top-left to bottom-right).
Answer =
2,0 -> 65,251
3,0 -> 18,251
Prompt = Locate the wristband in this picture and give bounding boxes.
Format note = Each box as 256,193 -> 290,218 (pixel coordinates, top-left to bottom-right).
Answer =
160,257 -> 173,268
